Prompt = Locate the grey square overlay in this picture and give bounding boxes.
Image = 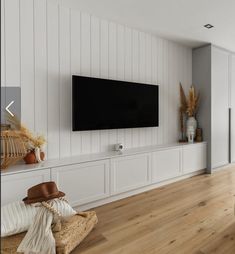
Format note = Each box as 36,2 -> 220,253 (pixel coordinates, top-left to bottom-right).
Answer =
1,87 -> 21,128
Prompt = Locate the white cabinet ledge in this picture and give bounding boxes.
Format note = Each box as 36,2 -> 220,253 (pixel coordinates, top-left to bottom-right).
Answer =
1,142 -> 207,209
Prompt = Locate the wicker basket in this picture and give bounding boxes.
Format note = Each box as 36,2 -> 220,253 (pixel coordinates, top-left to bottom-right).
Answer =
1,211 -> 98,254
1,129 -> 27,170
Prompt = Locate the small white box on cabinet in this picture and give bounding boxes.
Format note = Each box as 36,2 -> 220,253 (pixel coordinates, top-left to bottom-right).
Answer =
51,160 -> 109,207
151,148 -> 181,183
110,153 -> 150,195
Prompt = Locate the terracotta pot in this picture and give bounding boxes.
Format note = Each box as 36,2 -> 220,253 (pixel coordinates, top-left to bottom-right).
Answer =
24,150 -> 45,164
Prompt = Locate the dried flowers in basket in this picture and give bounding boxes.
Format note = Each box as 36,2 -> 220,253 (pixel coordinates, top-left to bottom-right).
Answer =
6,114 -> 46,164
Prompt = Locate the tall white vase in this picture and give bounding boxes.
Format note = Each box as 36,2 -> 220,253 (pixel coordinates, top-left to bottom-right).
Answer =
186,117 -> 197,138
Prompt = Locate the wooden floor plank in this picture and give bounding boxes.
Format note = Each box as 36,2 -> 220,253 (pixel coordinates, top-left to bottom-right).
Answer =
73,166 -> 235,254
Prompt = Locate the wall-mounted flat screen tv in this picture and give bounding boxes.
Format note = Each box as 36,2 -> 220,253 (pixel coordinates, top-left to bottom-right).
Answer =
72,75 -> 159,131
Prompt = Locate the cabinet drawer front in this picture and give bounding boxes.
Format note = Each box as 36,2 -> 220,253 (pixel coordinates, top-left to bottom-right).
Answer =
183,144 -> 207,174
51,160 -> 109,206
111,154 -> 150,195
1,169 -> 51,206
152,148 -> 181,183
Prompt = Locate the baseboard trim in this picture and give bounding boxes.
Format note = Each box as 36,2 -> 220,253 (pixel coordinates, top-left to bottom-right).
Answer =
212,163 -> 235,173
78,169 -> 206,211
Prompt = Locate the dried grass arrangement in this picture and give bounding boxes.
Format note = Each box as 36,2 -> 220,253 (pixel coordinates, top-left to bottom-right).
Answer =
1,114 -> 46,167
6,114 -> 46,151
186,86 -> 200,117
179,83 -> 200,141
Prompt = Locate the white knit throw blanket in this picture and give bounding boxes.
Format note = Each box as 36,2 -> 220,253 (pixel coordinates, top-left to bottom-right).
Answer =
17,201 -> 61,254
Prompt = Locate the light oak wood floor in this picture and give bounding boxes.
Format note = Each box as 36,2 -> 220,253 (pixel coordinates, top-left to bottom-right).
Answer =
73,166 -> 235,254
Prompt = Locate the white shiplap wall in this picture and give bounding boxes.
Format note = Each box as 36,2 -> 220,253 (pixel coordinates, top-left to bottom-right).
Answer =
1,0 -> 192,159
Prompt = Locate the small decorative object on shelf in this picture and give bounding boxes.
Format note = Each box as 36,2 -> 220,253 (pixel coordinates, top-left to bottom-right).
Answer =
187,126 -> 195,143
186,116 -> 197,139
195,128 -> 203,142
1,124 -> 27,169
114,143 -> 124,152
178,83 -> 200,143
6,114 -> 46,165
23,149 -> 45,164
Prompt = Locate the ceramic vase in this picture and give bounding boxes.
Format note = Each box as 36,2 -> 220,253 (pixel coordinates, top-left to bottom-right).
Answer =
186,117 -> 197,139
24,149 -> 45,164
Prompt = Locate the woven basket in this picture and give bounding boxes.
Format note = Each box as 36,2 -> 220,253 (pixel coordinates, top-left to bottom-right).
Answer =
1,211 -> 98,254
1,130 -> 27,170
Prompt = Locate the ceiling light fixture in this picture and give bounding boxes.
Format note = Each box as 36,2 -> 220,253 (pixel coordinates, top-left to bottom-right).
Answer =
204,24 -> 214,29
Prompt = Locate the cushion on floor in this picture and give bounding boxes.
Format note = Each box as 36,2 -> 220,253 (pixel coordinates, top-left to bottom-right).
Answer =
1,211 -> 98,254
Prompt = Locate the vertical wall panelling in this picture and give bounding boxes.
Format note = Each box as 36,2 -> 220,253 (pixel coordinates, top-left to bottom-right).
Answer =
47,2 -> 60,158
168,42 -> 175,142
59,6 -> 71,157
145,34 -> 152,145
4,0 -> 20,86
34,0 -> 48,154
151,36 -> 158,144
174,44 -> 180,140
108,22 -> 118,148
90,16 -> 100,153
173,43 -> 180,141
132,30 -> 140,147
116,24 -> 125,146
100,19 -> 109,151
20,0 -> 35,131
2,2 -> 192,159
124,27 -> 133,148
139,32 -> 147,146
157,38 -> 165,144
80,13 -> 91,154
163,40 -> 169,144
70,9 -> 82,155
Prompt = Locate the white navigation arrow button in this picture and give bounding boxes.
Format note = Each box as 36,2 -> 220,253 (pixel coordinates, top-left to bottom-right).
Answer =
6,101 -> 14,117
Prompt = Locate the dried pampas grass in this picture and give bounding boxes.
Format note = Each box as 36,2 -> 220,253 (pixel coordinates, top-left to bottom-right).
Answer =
179,84 -> 200,117
179,83 -> 187,113
186,86 -> 200,117
6,114 -> 46,151
179,83 -> 200,141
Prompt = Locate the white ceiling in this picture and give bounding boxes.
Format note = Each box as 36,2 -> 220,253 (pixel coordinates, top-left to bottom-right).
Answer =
60,0 -> 235,52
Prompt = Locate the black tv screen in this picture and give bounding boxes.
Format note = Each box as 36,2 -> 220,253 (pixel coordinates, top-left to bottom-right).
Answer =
72,76 -> 159,131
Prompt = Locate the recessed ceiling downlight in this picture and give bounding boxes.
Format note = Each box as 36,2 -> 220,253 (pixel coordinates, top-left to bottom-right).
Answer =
204,24 -> 214,29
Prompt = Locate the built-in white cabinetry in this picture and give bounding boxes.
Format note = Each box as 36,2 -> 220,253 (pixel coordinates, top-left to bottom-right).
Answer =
1,169 -> 50,206
151,148 -> 181,182
110,153 -> 150,195
211,47 -> 230,168
1,143 -> 206,209
231,54 -> 235,163
182,143 -> 207,174
51,160 -> 110,207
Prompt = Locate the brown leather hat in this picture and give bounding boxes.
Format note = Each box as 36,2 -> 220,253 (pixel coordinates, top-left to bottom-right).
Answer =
23,181 -> 65,204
